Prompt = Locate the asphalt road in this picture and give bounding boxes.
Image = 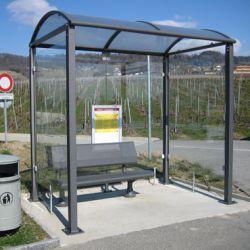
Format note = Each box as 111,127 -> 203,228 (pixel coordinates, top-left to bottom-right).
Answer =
57,211 -> 250,250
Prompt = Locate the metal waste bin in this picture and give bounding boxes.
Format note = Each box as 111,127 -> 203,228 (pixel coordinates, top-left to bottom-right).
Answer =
0,154 -> 21,231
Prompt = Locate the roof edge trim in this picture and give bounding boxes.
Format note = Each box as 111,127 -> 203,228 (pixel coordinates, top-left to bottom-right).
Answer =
136,21 -> 160,30
202,29 -> 236,43
30,10 -> 71,45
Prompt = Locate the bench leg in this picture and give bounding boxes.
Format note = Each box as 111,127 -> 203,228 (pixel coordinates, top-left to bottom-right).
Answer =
101,183 -> 112,193
56,188 -> 68,207
124,180 -> 136,198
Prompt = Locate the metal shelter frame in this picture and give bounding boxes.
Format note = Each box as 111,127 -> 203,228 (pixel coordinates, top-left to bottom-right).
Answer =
29,11 -> 235,234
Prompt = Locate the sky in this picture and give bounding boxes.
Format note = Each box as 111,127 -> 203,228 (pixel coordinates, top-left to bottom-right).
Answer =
0,0 -> 249,56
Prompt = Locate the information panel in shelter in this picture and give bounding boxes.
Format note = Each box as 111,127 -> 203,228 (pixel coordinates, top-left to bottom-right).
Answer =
92,105 -> 122,144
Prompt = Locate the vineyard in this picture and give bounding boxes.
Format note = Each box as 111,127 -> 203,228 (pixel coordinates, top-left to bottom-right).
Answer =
0,69 -> 249,140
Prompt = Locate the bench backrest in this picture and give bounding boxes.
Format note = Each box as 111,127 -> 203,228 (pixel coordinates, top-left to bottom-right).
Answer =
46,142 -> 137,170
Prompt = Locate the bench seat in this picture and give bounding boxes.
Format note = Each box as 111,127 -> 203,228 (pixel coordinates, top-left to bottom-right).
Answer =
60,169 -> 154,188
46,141 -> 155,203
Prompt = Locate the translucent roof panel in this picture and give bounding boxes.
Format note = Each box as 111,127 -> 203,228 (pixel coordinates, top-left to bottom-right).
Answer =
169,38 -> 220,53
75,26 -> 115,49
65,13 -> 233,43
31,11 -> 235,54
35,12 -> 68,41
153,23 -> 231,43
45,32 -> 66,47
65,13 -> 159,32
109,32 -> 177,53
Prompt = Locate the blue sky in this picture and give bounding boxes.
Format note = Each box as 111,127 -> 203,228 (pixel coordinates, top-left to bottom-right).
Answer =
0,0 -> 249,56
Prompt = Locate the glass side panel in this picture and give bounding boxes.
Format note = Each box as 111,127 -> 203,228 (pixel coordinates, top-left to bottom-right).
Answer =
35,32 -> 68,210
130,56 -> 163,173
109,32 -> 176,53
233,75 -> 250,198
169,54 -> 226,194
35,13 -> 68,40
75,52 -> 163,177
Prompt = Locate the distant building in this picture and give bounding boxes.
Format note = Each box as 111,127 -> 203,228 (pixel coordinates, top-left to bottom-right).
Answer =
234,65 -> 250,76
203,65 -> 220,75
214,65 -> 222,71
204,71 -> 217,75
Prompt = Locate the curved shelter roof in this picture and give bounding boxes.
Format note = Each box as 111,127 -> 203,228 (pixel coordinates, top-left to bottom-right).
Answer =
30,11 -> 235,55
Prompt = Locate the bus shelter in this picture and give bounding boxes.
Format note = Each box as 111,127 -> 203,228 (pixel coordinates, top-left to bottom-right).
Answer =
29,11 -> 235,234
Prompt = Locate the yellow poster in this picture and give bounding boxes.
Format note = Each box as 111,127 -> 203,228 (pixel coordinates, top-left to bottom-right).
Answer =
92,105 -> 122,143
95,113 -> 119,133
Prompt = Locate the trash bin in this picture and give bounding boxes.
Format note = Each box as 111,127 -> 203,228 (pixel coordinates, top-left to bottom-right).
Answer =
0,154 -> 21,231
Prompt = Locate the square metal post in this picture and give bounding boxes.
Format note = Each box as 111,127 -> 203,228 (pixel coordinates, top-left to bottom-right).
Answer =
162,56 -> 170,184
147,55 -> 152,159
224,43 -> 234,204
65,25 -> 79,234
29,46 -> 38,201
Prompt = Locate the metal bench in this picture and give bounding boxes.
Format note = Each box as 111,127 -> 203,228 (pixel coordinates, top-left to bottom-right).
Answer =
46,142 -> 154,205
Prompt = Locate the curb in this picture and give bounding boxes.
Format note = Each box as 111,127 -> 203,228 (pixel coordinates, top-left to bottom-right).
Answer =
6,238 -> 60,250
20,194 -> 59,240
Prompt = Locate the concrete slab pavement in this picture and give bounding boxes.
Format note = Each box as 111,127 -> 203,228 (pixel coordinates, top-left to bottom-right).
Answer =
21,181 -> 250,247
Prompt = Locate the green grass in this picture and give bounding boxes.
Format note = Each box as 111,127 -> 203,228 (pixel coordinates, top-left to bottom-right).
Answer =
180,126 -> 207,139
138,155 -> 225,189
170,159 -> 224,189
0,211 -> 47,249
0,148 -> 12,155
139,154 -> 249,194
235,126 -> 250,139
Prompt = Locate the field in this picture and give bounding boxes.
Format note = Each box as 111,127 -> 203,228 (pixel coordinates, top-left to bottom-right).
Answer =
0,70 -> 249,140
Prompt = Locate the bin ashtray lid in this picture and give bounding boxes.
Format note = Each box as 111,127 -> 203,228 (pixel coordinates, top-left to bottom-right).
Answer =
0,154 -> 19,164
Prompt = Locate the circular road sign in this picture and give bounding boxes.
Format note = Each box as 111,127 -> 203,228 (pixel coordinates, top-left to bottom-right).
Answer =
0,73 -> 14,92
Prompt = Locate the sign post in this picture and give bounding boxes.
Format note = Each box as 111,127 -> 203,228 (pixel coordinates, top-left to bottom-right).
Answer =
4,100 -> 7,143
0,73 -> 14,143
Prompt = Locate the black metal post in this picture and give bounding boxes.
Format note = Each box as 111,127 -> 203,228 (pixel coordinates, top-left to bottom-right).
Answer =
29,46 -> 38,201
65,25 -> 79,233
224,43 -> 234,204
162,56 -> 170,184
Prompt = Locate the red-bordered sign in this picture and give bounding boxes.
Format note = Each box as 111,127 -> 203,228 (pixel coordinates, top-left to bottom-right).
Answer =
0,73 -> 14,92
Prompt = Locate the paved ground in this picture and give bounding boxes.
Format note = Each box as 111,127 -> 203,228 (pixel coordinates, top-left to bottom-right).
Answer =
21,181 -> 250,247
2,133 -> 249,193
56,211 -> 250,250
